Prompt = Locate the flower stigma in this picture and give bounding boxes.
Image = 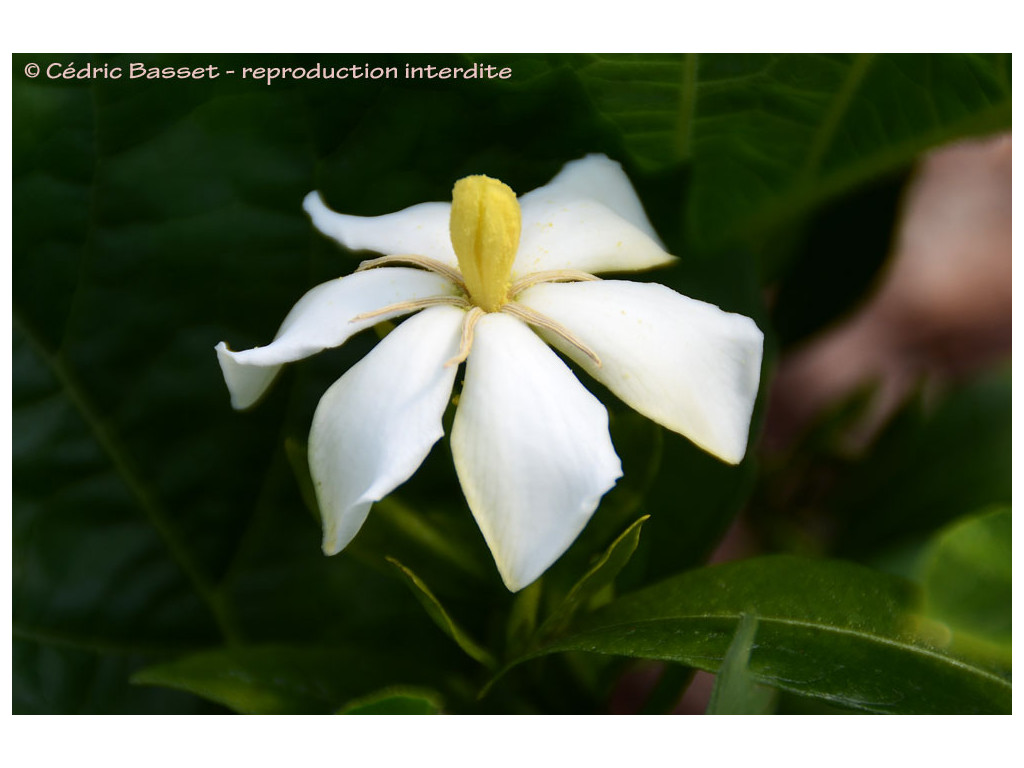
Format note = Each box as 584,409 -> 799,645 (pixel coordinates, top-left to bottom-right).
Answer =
449,175 -> 521,313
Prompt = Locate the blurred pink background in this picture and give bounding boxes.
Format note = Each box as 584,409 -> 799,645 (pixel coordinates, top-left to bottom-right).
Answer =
612,131 -> 1012,715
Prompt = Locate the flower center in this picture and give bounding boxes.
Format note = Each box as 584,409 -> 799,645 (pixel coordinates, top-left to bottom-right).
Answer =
350,174 -> 603,370
449,175 -> 521,313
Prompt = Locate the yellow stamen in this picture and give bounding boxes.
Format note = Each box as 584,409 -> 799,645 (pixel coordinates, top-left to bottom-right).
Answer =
449,175 -> 521,313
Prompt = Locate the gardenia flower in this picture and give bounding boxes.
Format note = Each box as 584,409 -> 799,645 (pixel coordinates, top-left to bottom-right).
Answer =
216,155 -> 763,591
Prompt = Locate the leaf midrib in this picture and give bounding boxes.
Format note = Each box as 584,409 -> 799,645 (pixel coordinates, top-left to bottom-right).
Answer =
560,612 -> 1012,689
675,53 -> 698,161
795,52 -> 875,188
735,98 -> 1011,242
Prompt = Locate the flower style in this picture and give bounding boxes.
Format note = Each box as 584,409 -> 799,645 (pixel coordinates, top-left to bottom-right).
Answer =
216,155 -> 763,591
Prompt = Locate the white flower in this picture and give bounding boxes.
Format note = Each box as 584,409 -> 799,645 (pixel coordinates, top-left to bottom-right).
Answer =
216,154 -> 763,592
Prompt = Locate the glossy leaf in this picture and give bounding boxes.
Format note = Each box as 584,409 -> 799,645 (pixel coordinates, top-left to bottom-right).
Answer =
514,556 -> 1010,714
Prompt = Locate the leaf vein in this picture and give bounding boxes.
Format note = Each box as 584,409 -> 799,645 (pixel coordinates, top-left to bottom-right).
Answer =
13,311 -> 239,644
572,613 -> 1011,689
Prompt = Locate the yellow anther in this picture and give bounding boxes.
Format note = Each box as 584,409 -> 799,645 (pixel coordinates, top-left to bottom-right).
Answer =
449,175 -> 521,313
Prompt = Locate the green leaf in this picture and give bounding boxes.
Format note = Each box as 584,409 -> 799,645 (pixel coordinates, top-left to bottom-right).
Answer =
387,558 -> 497,669
539,516 -> 649,637
132,644 -> 439,714
13,319 -> 228,713
572,53 -> 1011,257
919,507 -> 1011,669
14,53 -> 322,711
338,687 -> 444,715
572,54 -> 699,170
706,613 -> 776,715
512,556 -> 1010,714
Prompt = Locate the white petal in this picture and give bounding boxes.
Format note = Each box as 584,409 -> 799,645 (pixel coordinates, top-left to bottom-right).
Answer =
216,343 -> 282,412
309,305 -> 465,556
511,154 -> 676,277
304,192 -> 458,268
513,196 -> 676,278
450,313 -> 622,592
518,281 -> 764,465
216,267 -> 459,409
523,154 -> 664,243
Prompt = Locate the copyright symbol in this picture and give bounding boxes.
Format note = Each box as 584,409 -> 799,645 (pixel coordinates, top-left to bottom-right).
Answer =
24,62 -> 40,78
